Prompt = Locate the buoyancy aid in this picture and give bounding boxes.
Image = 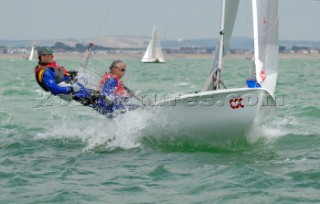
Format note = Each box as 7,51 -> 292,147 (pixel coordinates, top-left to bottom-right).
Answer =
34,61 -> 69,92
98,73 -> 127,96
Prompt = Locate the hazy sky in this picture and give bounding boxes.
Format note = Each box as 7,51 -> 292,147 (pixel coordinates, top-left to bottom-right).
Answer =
0,0 -> 319,41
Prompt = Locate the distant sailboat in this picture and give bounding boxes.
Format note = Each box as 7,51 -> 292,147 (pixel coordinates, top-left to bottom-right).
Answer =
28,42 -> 36,61
141,26 -> 165,63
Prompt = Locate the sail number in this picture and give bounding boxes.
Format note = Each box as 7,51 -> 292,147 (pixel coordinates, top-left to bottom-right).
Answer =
229,97 -> 244,109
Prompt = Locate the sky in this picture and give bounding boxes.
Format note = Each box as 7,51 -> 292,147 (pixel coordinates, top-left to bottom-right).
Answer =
0,0 -> 319,42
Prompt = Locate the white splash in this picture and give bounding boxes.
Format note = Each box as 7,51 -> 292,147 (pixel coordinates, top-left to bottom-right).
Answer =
34,107 -> 159,151
246,115 -> 320,144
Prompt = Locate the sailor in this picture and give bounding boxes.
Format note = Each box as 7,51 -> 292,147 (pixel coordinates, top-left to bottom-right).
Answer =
93,60 -> 133,116
34,47 -> 95,105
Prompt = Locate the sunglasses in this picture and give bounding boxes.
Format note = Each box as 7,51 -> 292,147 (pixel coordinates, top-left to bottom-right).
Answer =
115,66 -> 126,72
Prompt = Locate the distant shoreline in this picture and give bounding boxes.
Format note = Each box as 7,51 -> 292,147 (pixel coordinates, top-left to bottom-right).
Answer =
0,53 -> 319,60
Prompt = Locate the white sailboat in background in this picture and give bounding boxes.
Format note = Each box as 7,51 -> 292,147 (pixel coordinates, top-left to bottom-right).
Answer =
149,0 -> 279,142
141,26 -> 165,63
28,42 -> 36,61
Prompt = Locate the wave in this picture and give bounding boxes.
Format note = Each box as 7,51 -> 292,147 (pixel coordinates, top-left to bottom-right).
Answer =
247,114 -> 320,145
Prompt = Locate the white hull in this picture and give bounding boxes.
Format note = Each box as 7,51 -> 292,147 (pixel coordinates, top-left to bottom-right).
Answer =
143,88 -> 276,144
141,58 -> 165,63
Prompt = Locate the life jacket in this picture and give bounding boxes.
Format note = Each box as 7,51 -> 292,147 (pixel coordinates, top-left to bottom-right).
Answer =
98,73 -> 126,96
34,61 -> 68,92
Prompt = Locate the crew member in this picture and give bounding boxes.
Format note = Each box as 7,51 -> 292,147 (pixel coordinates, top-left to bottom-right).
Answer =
94,60 -> 131,116
34,47 -> 95,105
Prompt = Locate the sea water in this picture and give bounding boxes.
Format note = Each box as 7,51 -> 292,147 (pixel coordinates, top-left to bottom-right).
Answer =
0,56 -> 320,203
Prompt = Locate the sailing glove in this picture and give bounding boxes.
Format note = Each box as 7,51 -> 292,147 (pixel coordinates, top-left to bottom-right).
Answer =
70,83 -> 81,93
67,70 -> 78,80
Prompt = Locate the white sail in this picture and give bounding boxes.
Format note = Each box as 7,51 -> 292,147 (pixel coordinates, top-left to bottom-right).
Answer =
141,26 -> 165,63
252,0 -> 279,95
28,42 -> 36,61
202,0 -> 240,91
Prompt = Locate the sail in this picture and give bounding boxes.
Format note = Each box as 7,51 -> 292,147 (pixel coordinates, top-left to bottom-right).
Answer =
28,42 -> 36,61
141,26 -> 165,63
252,0 -> 278,95
202,0 -> 239,91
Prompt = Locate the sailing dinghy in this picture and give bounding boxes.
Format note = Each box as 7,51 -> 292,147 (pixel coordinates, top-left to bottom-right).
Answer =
141,26 -> 165,63
28,42 -> 36,61
149,0 -> 279,139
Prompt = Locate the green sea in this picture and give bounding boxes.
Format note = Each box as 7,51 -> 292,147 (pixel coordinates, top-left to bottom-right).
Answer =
1,56 -> 320,203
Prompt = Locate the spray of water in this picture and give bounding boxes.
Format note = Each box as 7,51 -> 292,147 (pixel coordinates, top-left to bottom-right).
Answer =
34,107 -> 161,152
246,114 -> 320,144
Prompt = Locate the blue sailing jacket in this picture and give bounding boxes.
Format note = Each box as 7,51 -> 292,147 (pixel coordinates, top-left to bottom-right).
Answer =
42,69 -> 92,102
42,68 -> 72,95
93,78 -> 124,116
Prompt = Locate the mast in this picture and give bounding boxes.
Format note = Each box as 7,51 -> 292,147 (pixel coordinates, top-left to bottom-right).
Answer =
252,0 -> 264,85
216,0 -> 226,90
201,0 -> 239,92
